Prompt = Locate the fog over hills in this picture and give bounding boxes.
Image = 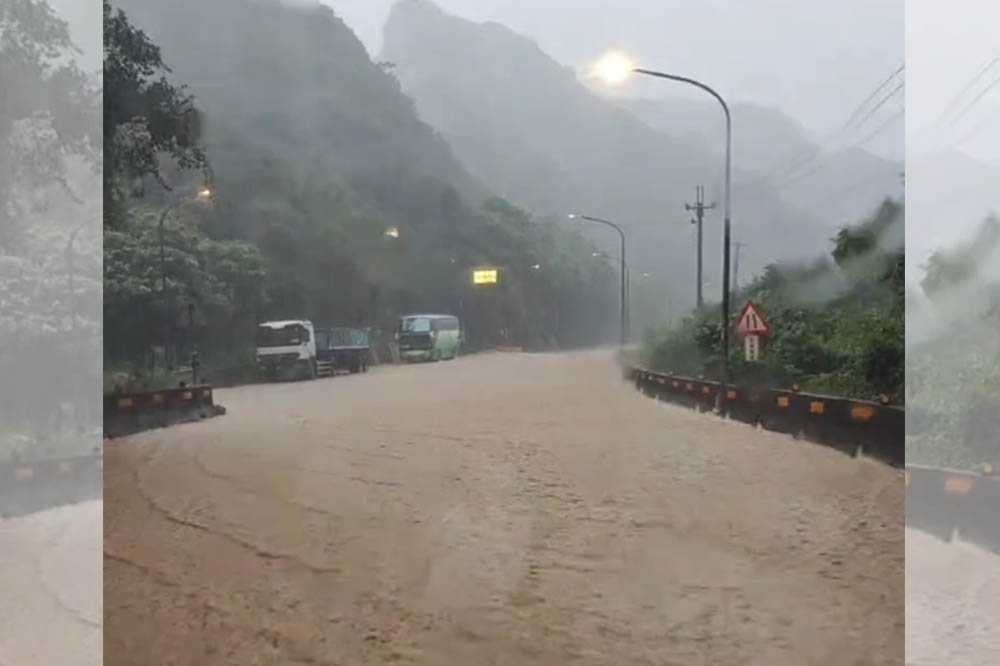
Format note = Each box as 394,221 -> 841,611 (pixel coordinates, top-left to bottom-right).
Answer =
380,0 -> 900,312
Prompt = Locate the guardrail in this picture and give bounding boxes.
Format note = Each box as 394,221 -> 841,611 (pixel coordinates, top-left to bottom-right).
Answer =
627,366 -> 903,467
104,385 -> 226,438
0,453 -> 102,518
906,464 -> 1000,554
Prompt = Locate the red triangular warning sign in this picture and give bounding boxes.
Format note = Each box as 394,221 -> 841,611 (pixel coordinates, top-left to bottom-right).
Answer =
734,300 -> 770,336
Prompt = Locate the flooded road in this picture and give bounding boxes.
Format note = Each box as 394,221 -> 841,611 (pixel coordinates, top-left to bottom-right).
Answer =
104,351 -> 903,665
0,500 -> 102,666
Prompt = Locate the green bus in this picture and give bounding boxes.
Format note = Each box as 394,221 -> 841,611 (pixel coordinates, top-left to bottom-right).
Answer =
396,314 -> 462,362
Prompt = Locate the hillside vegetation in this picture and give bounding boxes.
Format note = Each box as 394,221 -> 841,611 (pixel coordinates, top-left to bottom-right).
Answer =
103,0 -> 619,385
643,199 -> 904,403
907,216 -> 1000,468
1,0 -> 102,460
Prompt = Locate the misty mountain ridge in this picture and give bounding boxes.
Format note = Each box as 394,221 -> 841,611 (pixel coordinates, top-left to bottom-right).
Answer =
620,96 -> 902,228
380,0 -> 890,295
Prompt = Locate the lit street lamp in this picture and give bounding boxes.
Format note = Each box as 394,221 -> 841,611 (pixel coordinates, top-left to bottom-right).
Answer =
568,213 -> 627,346
592,51 -> 734,394
158,185 -> 213,369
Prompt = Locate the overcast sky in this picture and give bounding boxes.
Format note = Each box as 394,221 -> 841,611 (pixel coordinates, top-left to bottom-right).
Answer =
906,0 -> 999,164
326,0 -> 903,158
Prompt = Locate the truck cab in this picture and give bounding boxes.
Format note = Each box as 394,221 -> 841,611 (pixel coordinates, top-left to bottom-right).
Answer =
255,319 -> 317,381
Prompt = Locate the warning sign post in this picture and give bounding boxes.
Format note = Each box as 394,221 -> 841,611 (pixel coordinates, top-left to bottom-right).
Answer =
734,300 -> 770,362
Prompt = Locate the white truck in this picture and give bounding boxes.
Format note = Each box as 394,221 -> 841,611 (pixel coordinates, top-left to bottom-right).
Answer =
255,319 -> 318,381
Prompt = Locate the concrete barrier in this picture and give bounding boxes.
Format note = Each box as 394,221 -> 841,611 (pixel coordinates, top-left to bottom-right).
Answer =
0,454 -> 102,518
103,386 -> 226,438
628,367 -> 904,467
905,464 -> 1000,555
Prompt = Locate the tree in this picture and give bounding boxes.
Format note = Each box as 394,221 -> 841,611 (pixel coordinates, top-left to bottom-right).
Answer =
103,0 -> 206,227
0,0 -> 98,242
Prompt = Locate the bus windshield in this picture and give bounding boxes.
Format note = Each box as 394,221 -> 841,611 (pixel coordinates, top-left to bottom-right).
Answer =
256,324 -> 307,348
400,317 -> 432,333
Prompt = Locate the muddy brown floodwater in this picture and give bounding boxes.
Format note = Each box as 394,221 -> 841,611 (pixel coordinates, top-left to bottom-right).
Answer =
104,351 -> 903,665
0,500 -> 103,666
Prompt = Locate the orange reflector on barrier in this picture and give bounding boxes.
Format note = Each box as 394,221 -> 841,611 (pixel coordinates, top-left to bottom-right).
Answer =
658,377 -> 666,385
945,476 -> 974,495
702,386 -> 711,395
202,389 -> 211,399
182,391 -> 193,400
672,381 -> 680,388
810,401 -> 825,415
727,390 -> 737,400
850,404 -> 875,421
777,396 -> 789,407
686,383 -> 694,391
152,393 -> 165,404
117,397 -> 133,409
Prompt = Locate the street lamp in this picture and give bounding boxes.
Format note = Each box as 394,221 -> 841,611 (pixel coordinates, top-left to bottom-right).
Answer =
593,251 -> 632,342
158,185 -> 213,368
592,51 -> 734,390
568,213 -> 627,346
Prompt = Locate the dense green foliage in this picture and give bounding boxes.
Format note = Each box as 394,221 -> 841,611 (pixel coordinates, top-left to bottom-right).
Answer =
643,199 -> 904,402
1,0 -> 98,242
907,216 -> 1000,468
1,0 -> 101,460
103,0 -> 206,227
103,0 -> 619,381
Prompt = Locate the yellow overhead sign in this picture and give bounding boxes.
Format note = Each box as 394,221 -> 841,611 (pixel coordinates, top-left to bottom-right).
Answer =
472,268 -> 498,284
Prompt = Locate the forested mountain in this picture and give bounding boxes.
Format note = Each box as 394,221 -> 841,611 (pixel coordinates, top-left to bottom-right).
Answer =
104,0 -> 621,377
380,0 -> 844,321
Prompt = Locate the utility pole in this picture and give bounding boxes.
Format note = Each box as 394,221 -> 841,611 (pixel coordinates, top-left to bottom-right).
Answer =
684,185 -> 714,308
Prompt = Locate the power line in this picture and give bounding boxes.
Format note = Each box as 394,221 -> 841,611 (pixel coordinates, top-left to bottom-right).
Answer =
739,65 -> 904,188
771,107 -> 903,190
774,81 -> 904,186
936,54 -> 1000,126
949,70 -> 1000,127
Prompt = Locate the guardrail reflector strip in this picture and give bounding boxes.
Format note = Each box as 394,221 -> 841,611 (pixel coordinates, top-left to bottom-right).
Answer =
850,405 -> 875,421
944,476 -> 974,495
777,396 -> 789,407
727,390 -> 737,399
809,401 -> 824,415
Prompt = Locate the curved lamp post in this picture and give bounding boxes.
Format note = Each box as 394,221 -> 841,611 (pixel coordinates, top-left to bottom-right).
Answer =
592,51 -> 733,392
568,213 -> 627,346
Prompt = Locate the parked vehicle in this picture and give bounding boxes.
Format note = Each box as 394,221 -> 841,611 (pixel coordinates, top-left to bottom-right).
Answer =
255,320 -> 318,381
396,314 -> 462,362
316,327 -> 371,374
